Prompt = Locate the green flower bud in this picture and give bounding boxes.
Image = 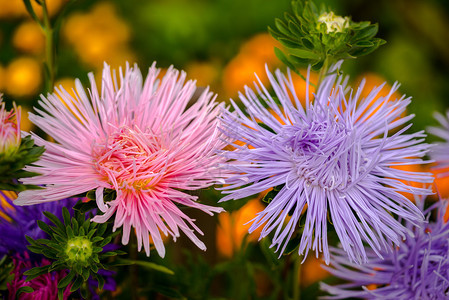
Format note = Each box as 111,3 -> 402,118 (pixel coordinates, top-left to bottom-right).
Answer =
269,0 -> 386,74
317,12 -> 349,33
65,236 -> 93,268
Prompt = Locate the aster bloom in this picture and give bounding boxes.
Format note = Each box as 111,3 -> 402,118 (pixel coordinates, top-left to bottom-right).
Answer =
320,197 -> 449,299
0,95 -> 21,156
16,63 -> 225,257
219,63 -> 432,264
7,253 -> 71,300
0,190 -> 74,258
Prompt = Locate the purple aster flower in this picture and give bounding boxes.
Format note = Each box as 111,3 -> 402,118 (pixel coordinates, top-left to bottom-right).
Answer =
320,197 -> 449,299
0,190 -> 76,258
219,63 -> 433,264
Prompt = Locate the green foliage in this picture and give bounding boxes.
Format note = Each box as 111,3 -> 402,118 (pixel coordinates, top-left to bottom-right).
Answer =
269,0 -> 385,73
24,207 -> 125,299
0,135 -> 45,192
0,255 -> 14,292
262,184 -> 285,204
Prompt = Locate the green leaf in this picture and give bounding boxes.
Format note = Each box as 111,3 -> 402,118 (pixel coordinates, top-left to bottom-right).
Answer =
278,37 -> 303,49
26,245 -> 43,254
24,265 -> 49,281
301,37 -> 315,50
117,259 -> 175,275
99,235 -> 112,248
275,18 -> 290,36
70,275 -> 83,293
36,220 -> 52,236
57,271 -> 76,289
43,211 -> 64,229
73,198 -> 97,213
352,40 -> 374,47
288,48 -> 321,59
96,222 -> 108,237
260,238 -> 280,266
92,272 -> 105,290
58,288 -> 64,300
42,249 -> 58,260
62,207 -> 71,226
72,218 -> 79,235
284,235 -> 301,255
21,0 -> 43,26
288,20 -> 303,38
80,268 -> 90,281
91,236 -> 103,243
257,122 -> 276,134
15,286 -> 34,299
90,263 -> 98,273
353,24 -> 378,40
262,184 -> 285,204
66,225 -> 74,238
274,47 -> 297,72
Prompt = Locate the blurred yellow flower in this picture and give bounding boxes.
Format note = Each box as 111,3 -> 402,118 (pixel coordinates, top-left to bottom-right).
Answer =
0,190 -> 15,222
431,166 -> 449,200
185,61 -> 219,88
222,33 -> 281,97
13,21 -> 45,55
63,2 -> 134,69
239,34 -> 281,66
5,57 -> 42,98
19,106 -> 34,132
300,256 -> 330,287
0,0 -> 64,19
54,77 -> 76,97
0,65 -> 5,91
216,198 -> 265,257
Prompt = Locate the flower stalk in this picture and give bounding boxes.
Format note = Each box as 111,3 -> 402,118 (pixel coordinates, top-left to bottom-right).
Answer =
41,0 -> 56,94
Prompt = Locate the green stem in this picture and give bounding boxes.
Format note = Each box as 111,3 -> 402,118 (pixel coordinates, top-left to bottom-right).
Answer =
41,0 -> 56,94
316,56 -> 330,89
130,234 -> 139,300
292,254 -> 301,300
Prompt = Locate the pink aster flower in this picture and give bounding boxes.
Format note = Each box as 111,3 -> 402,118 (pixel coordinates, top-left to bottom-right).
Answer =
16,63 -> 225,257
0,95 -> 21,156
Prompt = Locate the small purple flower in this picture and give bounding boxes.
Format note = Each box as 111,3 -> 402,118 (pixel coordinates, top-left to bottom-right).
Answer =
320,197 -> 449,299
219,63 -> 433,264
0,190 -> 76,259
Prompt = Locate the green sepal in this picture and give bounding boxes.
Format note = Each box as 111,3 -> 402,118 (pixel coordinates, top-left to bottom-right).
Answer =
23,265 -> 50,281
70,275 -> 84,293
43,211 -> 64,230
92,272 -> 105,290
62,207 -> 71,226
15,286 -> 34,299
57,270 -> 75,289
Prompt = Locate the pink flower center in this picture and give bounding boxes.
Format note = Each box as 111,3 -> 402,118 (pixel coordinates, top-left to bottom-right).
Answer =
92,126 -> 166,191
